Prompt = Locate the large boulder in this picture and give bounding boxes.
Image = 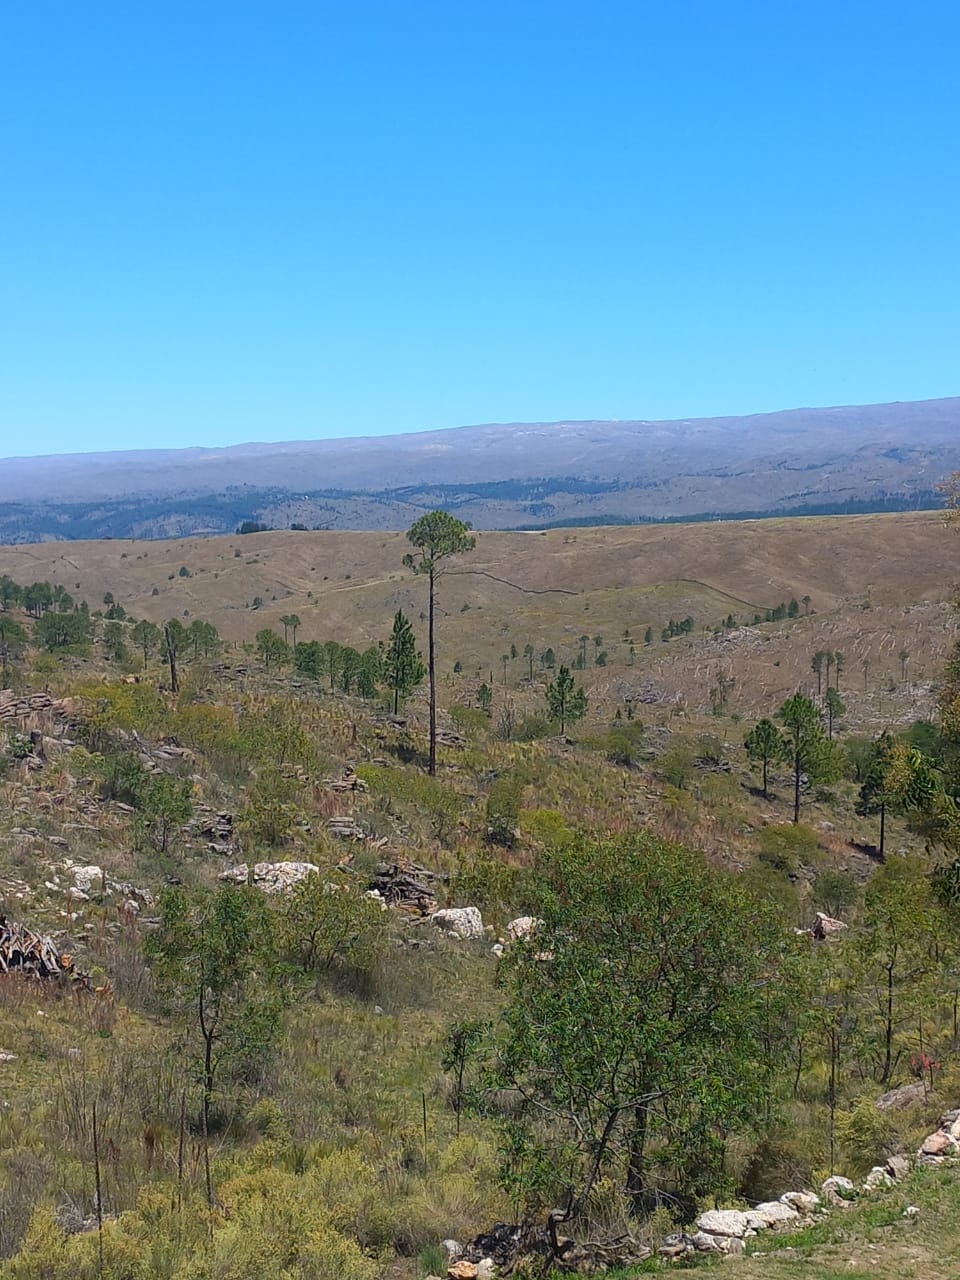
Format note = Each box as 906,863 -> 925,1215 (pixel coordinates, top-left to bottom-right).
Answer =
695,1208 -> 750,1238
876,1081 -> 926,1111
812,912 -> 848,941
780,1190 -> 820,1214
218,862 -> 319,893
745,1201 -> 800,1230
430,907 -> 484,941
918,1109 -> 960,1165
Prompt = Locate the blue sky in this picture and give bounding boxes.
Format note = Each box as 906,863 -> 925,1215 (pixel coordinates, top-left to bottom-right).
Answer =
1,0 -> 958,457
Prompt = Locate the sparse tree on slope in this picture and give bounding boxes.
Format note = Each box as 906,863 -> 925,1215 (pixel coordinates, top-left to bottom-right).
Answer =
384,609 -> 425,714
546,664 -> 587,735
744,717 -> 788,799
778,691 -> 841,824
403,511 -> 476,776
131,619 -> 162,670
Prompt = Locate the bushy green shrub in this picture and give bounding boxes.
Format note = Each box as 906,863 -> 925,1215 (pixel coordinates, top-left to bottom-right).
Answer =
486,774 -> 523,846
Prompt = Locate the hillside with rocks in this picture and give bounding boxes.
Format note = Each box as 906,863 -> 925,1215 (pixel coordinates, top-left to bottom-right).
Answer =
0,507 -> 958,1279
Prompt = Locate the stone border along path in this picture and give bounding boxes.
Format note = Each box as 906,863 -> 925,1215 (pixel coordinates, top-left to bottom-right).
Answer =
659,1117 -> 953,1262
441,1111 -> 960,1276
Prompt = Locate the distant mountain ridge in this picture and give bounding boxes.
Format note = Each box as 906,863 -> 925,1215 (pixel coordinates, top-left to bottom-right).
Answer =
0,396 -> 957,541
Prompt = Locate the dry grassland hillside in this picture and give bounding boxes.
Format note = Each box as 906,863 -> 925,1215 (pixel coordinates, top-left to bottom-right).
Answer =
0,511 -> 955,731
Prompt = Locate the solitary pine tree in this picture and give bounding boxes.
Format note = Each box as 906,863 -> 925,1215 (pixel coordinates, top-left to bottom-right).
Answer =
778,691 -> 839,824
404,511 -> 476,775
384,609 -> 425,714
546,664 -> 587,735
744,717 -> 787,799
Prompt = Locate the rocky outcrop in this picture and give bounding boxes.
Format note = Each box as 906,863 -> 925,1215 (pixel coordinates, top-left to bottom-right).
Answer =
918,1108 -> 960,1165
218,861 -> 319,893
429,907 -> 484,941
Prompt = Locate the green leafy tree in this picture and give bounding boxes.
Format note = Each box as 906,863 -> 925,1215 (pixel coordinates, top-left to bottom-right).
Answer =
899,648 -> 910,682
102,619 -> 128,664
130,618 -> 162,670
744,717 -> 788,799
188,619 -> 220,659
0,575 -> 21,611
384,609 -> 425,714
834,651 -> 845,689
136,773 -> 194,853
255,628 -> 290,669
778,691 -> 840,824
321,639 -> 343,692
33,610 -> 92,653
856,857 -> 943,1083
545,664 -> 587,735
279,874 -> 386,978
146,885 -> 284,1133
404,511 -> 476,775
476,681 -> 493,714
484,833 -> 795,1220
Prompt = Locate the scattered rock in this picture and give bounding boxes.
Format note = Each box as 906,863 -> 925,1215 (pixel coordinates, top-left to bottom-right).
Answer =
918,1108 -> 960,1165
780,1190 -> 820,1214
506,916 -> 542,943
71,866 -> 105,895
812,912 -> 848,941
695,1209 -> 750,1238
885,1154 -> 911,1181
861,1165 -> 894,1192
745,1201 -> 799,1230
821,1175 -> 858,1205
447,1262 -> 477,1280
876,1081 -> 926,1111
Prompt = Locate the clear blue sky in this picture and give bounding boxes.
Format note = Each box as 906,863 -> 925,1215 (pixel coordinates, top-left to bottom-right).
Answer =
1,1 -> 958,457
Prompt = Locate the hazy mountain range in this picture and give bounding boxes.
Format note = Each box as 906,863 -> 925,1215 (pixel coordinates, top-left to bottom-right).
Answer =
0,396 -> 957,542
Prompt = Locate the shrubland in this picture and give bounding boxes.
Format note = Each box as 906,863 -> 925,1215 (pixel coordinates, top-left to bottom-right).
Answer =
0,509 -> 958,1277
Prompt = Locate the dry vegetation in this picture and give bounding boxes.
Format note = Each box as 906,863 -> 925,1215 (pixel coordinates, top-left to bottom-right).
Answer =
0,510 -> 958,1279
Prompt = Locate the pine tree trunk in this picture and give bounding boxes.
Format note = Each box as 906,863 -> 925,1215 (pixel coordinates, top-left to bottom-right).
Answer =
428,566 -> 437,776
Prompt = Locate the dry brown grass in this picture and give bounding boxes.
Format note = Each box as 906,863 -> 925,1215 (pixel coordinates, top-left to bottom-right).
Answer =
0,511 -> 955,734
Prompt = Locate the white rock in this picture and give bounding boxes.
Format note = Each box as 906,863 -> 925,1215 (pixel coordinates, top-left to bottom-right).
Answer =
218,864 -> 250,885
821,1175 -> 857,1205
476,1260 -> 495,1280
903,1205 -> 920,1217
429,907 -> 484,940
695,1208 -> 751,1238
252,862 -> 319,893
491,943 -> 505,958
506,916 -> 542,942
780,1190 -> 821,1214
862,1166 -> 894,1192
745,1201 -> 799,1229
72,865 -> 104,894
691,1231 -> 723,1252
441,1240 -> 462,1260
